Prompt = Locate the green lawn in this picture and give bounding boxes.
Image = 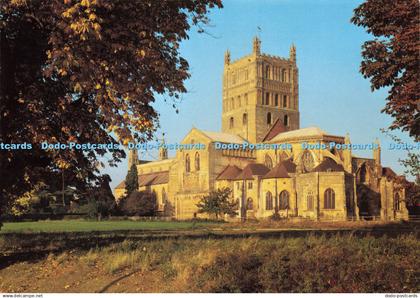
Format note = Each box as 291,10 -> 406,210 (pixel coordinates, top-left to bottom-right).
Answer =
0,220 -> 221,233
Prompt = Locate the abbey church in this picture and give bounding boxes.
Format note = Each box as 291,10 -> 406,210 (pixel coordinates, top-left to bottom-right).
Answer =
115,37 -> 408,221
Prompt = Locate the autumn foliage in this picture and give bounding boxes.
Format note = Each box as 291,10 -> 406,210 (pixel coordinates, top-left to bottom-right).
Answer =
351,0 -> 419,140
0,0 -> 222,210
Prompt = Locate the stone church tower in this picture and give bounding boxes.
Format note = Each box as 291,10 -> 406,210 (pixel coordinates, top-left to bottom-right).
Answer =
221,37 -> 300,142
128,147 -> 139,169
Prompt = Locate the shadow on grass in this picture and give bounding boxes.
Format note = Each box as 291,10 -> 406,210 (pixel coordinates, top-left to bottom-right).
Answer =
0,221 -> 418,270
97,269 -> 141,293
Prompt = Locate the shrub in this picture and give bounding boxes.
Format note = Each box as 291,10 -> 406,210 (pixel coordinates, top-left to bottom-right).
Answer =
120,191 -> 157,216
75,200 -> 100,219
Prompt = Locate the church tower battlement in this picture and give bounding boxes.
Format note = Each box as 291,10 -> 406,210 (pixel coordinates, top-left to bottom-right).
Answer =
222,37 -> 300,142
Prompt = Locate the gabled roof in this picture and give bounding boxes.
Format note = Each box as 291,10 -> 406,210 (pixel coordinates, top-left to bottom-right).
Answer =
115,180 -> 125,189
139,160 -> 152,164
263,118 -> 287,141
270,126 -> 340,142
263,163 -> 290,179
216,165 -> 243,180
138,171 -> 169,187
235,163 -> 270,180
382,167 -> 397,179
201,130 -> 245,144
115,171 -> 169,190
312,158 -> 344,172
151,171 -> 169,185
282,159 -> 297,173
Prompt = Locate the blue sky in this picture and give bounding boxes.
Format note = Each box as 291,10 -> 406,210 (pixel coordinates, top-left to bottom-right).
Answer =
105,0 -> 416,189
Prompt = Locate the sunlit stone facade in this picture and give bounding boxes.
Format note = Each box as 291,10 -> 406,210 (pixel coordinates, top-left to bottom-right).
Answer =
115,38 -> 408,221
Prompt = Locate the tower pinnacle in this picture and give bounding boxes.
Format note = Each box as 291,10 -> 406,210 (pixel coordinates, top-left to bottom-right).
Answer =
289,43 -> 296,63
159,133 -> 168,160
253,36 -> 261,55
224,49 -> 231,65
128,147 -> 139,169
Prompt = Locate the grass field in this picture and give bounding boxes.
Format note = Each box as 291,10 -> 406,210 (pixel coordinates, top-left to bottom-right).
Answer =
0,220 -> 221,233
1,233 -> 418,293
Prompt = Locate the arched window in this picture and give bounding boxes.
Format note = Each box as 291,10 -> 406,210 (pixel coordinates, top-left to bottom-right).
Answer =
279,151 -> 289,162
264,154 -> 273,169
265,92 -> 270,105
185,154 -> 190,173
307,191 -> 314,210
281,69 -> 286,82
359,164 -> 367,183
284,114 -> 289,126
274,94 -> 279,106
324,188 -> 335,209
279,190 -> 289,210
243,113 -> 248,125
194,152 -> 200,171
267,112 -> 272,125
229,117 -> 234,129
246,198 -> 253,210
248,182 -> 253,189
301,150 -> 314,172
162,188 -> 167,203
266,192 -> 273,210
235,198 -> 240,210
283,95 -> 287,107
394,193 -> 400,211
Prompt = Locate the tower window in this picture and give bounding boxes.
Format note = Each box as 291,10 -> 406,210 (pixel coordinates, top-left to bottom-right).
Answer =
265,65 -> 270,79
281,69 -> 286,82
283,95 -> 287,108
244,93 -> 248,105
265,92 -> 270,105
267,112 -> 272,125
284,114 -> 289,126
229,117 -> 234,129
242,113 -> 248,125
275,94 -> 279,106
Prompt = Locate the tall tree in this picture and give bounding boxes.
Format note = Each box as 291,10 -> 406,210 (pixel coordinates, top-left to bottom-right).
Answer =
0,0 -> 222,215
125,163 -> 138,197
351,0 -> 419,140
